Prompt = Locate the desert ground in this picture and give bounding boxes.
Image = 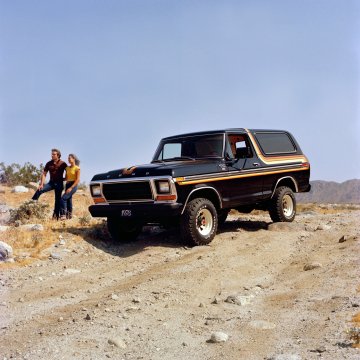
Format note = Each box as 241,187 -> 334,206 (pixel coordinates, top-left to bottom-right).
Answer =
0,187 -> 359,360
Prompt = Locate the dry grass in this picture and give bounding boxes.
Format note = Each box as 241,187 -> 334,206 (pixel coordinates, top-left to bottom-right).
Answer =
0,186 -> 101,266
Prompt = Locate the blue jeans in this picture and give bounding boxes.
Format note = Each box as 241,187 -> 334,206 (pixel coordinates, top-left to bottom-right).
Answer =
32,181 -> 64,218
60,182 -> 78,217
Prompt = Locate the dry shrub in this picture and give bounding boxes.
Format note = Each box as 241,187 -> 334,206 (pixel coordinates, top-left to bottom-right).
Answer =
9,200 -> 50,224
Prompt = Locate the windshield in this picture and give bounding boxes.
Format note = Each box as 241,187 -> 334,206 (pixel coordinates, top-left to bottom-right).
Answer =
153,134 -> 225,162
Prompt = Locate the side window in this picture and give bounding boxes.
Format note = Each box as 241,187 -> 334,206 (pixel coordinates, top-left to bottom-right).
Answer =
227,134 -> 253,158
254,132 -> 296,154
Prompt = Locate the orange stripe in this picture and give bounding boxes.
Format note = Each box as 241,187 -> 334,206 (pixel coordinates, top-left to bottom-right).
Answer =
176,166 -> 309,185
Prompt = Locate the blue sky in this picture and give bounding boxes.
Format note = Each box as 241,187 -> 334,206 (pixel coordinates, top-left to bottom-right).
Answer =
0,0 -> 359,183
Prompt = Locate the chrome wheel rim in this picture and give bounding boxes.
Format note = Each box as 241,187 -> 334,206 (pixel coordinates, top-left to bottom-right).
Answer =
282,194 -> 294,218
196,208 -> 213,236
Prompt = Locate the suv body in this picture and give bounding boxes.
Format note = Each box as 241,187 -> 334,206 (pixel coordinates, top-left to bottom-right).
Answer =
89,128 -> 311,245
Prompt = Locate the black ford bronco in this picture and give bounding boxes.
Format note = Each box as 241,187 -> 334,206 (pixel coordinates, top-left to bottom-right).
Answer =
89,129 -> 310,245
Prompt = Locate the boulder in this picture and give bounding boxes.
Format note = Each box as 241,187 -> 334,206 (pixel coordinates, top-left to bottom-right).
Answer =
0,205 -> 11,225
0,241 -> 13,261
11,186 -> 29,193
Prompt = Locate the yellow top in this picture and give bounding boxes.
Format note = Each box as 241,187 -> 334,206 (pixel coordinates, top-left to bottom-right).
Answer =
65,165 -> 80,182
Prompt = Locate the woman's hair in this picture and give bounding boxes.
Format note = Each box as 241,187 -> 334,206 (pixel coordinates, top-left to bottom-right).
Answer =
68,153 -> 80,166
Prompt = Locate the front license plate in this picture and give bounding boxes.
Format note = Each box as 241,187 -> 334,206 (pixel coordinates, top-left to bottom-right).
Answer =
121,210 -> 132,217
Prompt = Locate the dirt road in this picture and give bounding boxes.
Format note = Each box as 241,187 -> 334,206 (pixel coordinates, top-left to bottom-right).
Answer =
1,207 -> 359,359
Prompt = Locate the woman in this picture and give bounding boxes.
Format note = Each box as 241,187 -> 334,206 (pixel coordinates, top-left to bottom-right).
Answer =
60,154 -> 81,220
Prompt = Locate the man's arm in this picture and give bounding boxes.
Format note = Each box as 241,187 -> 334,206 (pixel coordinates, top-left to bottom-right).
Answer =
38,170 -> 48,190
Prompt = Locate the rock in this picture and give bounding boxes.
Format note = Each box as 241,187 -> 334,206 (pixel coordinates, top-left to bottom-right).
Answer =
20,224 -> 44,231
108,337 -> 127,349
0,205 -> 11,225
111,294 -> 119,301
339,235 -> 349,243
85,314 -> 91,320
11,186 -> 29,193
273,355 -> 301,360
50,253 -> 62,260
132,297 -> 141,303
0,241 -> 13,261
303,262 -> 322,271
0,225 -> 10,232
225,294 -> 254,306
59,239 -> 66,246
316,224 -> 331,231
64,269 -> 81,274
209,332 -> 229,343
249,320 -> 276,330
211,297 -> 220,304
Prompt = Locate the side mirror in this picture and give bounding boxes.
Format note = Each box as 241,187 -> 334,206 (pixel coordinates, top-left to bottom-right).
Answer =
236,147 -> 251,159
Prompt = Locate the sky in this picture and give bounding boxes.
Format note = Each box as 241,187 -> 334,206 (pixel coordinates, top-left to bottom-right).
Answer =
0,0 -> 359,183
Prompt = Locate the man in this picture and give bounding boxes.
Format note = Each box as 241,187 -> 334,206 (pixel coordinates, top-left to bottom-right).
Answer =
32,149 -> 67,219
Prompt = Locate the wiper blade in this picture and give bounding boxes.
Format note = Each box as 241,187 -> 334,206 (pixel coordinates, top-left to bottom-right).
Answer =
163,156 -> 195,162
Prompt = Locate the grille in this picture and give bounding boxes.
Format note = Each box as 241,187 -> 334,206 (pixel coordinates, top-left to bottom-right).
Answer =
102,181 -> 153,202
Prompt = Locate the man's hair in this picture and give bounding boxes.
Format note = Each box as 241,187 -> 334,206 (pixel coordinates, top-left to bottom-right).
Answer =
51,148 -> 61,158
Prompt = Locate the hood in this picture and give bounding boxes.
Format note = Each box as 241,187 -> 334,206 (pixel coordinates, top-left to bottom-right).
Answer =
91,159 -> 226,181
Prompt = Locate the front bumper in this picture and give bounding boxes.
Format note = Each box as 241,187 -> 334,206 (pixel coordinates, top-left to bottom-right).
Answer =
88,202 -> 183,221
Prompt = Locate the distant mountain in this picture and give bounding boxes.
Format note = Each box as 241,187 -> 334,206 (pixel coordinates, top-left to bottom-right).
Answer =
296,179 -> 360,204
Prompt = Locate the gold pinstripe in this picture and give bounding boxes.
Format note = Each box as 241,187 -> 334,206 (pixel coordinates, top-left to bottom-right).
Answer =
176,165 -> 309,185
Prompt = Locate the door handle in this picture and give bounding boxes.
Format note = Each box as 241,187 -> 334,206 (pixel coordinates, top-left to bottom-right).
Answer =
253,162 -> 260,167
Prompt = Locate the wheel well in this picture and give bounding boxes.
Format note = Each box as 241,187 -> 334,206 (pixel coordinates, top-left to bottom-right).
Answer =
185,187 -> 221,212
272,177 -> 298,197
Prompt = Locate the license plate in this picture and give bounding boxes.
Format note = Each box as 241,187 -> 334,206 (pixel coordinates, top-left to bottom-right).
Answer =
121,210 -> 132,217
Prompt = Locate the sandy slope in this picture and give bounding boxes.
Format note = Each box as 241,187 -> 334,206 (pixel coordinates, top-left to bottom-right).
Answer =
0,208 -> 359,360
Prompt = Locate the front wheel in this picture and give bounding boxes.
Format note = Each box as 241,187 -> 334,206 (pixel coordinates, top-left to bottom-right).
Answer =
180,198 -> 218,246
269,186 -> 296,222
107,217 -> 142,242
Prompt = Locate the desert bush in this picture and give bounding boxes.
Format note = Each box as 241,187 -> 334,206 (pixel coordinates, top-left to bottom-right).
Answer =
10,200 -> 50,224
0,162 -> 44,186
78,214 -> 92,226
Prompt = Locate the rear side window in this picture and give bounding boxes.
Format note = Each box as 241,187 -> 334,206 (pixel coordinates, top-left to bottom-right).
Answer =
254,132 -> 296,154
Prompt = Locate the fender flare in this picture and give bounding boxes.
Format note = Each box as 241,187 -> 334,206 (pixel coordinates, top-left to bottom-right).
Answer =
181,186 -> 223,215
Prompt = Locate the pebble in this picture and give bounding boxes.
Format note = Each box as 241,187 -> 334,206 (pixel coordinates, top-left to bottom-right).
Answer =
50,253 -> 62,260
108,337 -> 127,349
225,294 -> 254,306
303,262 -> 322,271
64,269 -> 81,274
339,235 -> 349,243
111,294 -> 119,301
273,355 -> 301,360
209,332 -> 229,343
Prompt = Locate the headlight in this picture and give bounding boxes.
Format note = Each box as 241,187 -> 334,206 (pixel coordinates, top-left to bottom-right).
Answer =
91,185 -> 101,196
156,180 -> 170,193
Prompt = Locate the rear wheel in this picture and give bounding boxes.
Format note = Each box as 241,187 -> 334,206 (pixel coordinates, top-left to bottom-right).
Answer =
180,198 -> 218,246
107,217 -> 142,242
269,186 -> 296,222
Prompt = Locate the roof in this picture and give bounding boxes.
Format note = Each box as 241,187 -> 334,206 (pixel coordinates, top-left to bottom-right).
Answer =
161,128 -> 288,140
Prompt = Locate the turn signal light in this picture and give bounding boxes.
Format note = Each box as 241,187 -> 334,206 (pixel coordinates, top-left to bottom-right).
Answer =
93,197 -> 106,204
156,194 -> 176,201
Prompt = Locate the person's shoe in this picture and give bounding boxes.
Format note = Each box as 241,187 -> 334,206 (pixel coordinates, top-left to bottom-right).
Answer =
66,212 -> 72,219
60,215 -> 66,221
52,213 -> 59,221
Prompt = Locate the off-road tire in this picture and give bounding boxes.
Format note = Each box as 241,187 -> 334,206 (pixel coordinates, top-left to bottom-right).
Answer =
107,217 -> 142,242
180,198 -> 218,246
269,186 -> 296,222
